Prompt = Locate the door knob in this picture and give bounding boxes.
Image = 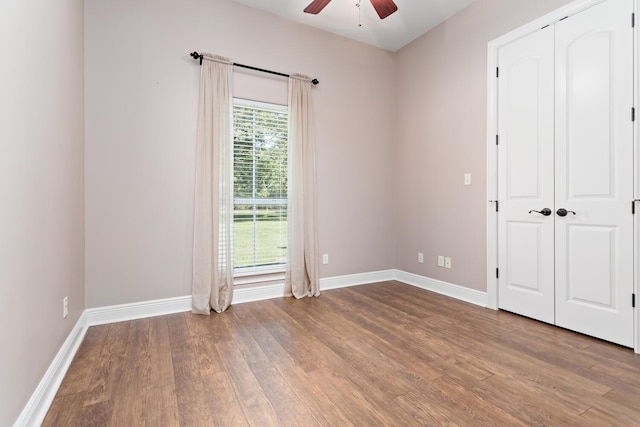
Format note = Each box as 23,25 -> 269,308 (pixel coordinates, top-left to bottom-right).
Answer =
529,208 -> 552,216
556,208 -> 576,217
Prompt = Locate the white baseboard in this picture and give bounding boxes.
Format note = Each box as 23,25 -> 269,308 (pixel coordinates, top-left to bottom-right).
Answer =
13,312 -> 88,427
394,270 -> 488,307
320,269 -> 396,290
85,295 -> 192,326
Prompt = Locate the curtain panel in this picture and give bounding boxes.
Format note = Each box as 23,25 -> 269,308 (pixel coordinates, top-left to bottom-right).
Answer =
285,74 -> 320,298
192,54 -> 234,314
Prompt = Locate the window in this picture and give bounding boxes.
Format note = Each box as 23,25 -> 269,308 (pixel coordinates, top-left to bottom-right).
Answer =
233,99 -> 288,272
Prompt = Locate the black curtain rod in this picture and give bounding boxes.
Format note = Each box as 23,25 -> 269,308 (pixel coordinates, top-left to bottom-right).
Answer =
190,52 -> 319,85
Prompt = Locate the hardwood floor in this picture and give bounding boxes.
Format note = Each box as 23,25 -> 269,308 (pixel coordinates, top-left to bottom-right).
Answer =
44,281 -> 640,426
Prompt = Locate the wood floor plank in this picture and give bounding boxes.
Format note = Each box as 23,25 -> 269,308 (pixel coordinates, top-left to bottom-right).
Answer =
147,317 -> 175,390
307,366 -> 401,426
173,377 -> 216,427
579,395 -> 640,426
230,303 -> 291,362
42,392 -> 86,427
108,319 -> 150,426
430,352 -> 495,384
144,384 -> 181,427
201,371 -> 249,426
55,325 -> 109,397
166,314 -> 216,426
602,386 -> 640,412
45,282 -> 640,426
215,339 -> 281,426
184,313 -> 230,378
272,297 -> 420,400
227,307 -> 270,365
270,357 -> 353,426
323,288 -> 464,360
470,340 -> 611,407
469,373 -> 584,426
82,322 -> 130,407
257,301 -> 327,373
249,361 -> 318,427
431,375 -> 527,426
78,399 -> 113,427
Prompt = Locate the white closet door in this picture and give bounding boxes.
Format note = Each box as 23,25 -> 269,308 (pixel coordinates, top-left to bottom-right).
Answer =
497,27 -> 555,324
554,0 -> 634,347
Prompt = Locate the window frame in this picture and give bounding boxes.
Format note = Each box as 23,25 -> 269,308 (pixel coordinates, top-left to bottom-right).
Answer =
232,98 -> 289,281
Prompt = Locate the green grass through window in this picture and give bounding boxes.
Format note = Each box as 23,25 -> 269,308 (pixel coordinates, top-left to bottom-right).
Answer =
233,208 -> 287,269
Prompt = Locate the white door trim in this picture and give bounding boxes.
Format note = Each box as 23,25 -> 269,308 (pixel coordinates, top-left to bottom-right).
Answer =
634,0 -> 640,355
486,0 -> 639,353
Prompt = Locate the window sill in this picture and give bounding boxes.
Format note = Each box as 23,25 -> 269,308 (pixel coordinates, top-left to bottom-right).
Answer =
234,266 -> 285,287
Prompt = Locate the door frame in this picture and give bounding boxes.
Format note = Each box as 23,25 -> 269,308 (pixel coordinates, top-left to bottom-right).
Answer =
485,0 -> 640,353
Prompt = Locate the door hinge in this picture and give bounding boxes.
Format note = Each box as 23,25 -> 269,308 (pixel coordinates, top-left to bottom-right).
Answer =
495,201 -> 499,212
496,135 -> 499,145
632,107 -> 635,122
633,13 -> 635,28
496,67 -> 499,78
496,268 -> 499,279
633,293 -> 636,308
633,199 -> 640,214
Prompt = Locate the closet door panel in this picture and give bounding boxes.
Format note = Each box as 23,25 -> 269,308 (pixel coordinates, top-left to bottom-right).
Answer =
555,0 -> 634,347
497,27 -> 555,324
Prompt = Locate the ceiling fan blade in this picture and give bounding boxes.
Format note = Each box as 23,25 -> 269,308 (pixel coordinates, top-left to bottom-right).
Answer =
370,0 -> 398,19
304,0 -> 332,15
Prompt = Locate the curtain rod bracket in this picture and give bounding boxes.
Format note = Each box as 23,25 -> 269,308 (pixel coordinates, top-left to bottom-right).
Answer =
189,51 -> 319,85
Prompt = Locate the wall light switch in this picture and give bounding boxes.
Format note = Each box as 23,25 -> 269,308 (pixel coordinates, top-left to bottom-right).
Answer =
322,254 -> 329,265
418,252 -> 424,263
437,256 -> 445,267
464,173 -> 471,186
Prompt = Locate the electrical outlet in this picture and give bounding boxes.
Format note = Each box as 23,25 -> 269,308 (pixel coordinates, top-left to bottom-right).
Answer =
63,296 -> 68,319
445,257 -> 452,269
437,256 -> 445,267
418,252 -> 424,263
464,173 -> 472,186
322,254 -> 329,265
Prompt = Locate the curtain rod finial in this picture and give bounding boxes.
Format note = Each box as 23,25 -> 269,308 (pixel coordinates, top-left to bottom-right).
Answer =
311,78 -> 319,85
190,51 -> 203,65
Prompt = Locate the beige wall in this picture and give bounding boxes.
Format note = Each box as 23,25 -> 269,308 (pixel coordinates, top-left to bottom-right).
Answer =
0,0 -> 85,424
394,0 -> 574,291
85,0 -> 580,307
84,0 -> 397,307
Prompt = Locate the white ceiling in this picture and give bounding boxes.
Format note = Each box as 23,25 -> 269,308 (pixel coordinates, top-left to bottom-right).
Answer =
231,0 -> 477,52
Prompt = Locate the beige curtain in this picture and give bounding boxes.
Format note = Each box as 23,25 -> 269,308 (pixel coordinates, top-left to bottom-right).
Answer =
285,74 -> 319,298
192,54 -> 234,314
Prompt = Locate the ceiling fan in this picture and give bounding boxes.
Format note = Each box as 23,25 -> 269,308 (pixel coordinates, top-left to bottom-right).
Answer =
304,0 -> 398,20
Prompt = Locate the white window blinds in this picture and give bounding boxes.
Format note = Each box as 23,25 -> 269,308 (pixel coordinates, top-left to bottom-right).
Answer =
233,99 -> 288,270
